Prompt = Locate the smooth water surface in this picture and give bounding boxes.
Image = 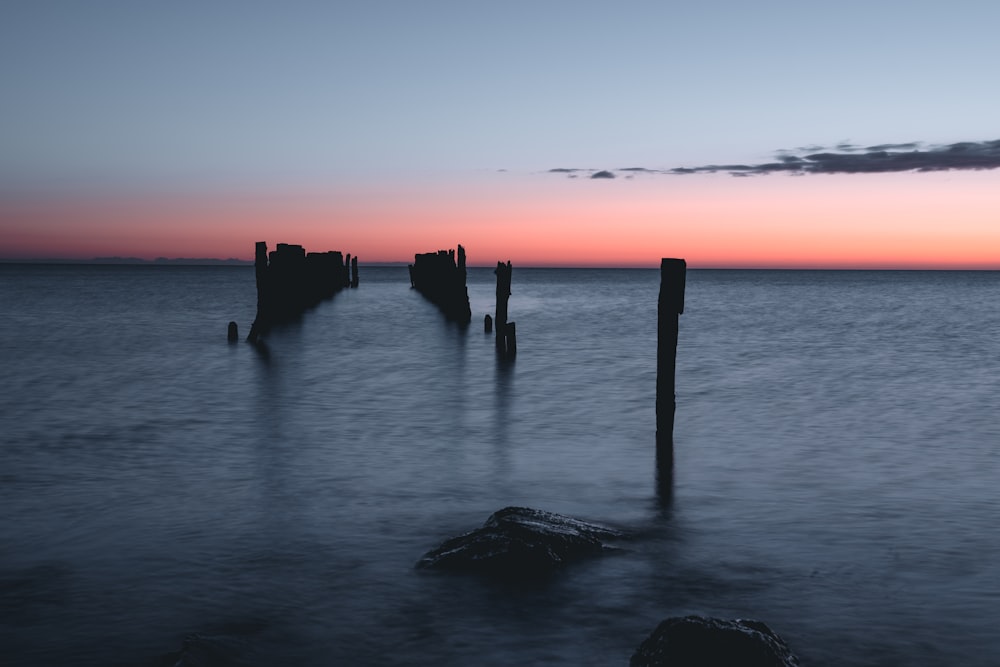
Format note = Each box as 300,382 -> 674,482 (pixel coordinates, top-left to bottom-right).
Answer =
2,264 -> 999,665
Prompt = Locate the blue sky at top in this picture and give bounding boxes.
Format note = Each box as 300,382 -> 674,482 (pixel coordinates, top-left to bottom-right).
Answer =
1,0 -> 999,192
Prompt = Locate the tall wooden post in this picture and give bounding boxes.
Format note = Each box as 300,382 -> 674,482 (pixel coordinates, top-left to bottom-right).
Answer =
657,258 -> 686,467
495,261 -> 514,356
246,241 -> 269,343
495,261 -> 510,335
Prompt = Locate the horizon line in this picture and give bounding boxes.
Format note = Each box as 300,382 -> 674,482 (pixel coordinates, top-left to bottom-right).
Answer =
2,257 -> 998,271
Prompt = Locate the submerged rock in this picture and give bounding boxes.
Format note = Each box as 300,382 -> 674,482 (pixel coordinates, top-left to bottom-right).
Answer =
417,506 -> 625,575
631,616 -> 799,667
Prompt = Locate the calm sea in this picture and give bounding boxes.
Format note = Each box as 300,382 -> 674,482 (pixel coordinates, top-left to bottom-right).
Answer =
1,264 -> 999,666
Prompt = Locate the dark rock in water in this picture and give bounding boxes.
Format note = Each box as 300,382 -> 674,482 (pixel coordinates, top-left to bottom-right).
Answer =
631,616 -> 799,667
417,506 -> 625,575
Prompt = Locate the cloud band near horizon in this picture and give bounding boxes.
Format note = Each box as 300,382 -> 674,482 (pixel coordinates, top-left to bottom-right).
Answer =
551,139 -> 1000,179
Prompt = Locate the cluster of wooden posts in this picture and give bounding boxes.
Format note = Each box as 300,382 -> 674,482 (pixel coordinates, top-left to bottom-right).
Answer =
244,241 -> 358,343
404,248 -> 688,403
408,249 -> 688,465
408,246 -> 472,323
233,241 -> 686,470
408,246 -> 517,358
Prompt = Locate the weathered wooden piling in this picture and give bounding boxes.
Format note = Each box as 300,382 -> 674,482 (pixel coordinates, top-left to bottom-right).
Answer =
502,322 -> 516,356
484,313 -> 493,333
227,321 -> 239,342
408,245 -> 472,323
246,241 -> 353,342
656,258 -> 686,467
494,260 -> 516,356
351,256 -> 359,288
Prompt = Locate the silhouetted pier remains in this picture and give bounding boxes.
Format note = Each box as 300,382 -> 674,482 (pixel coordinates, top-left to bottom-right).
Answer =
494,260 -> 516,357
246,241 -> 354,342
656,258 -> 686,469
408,245 -> 472,323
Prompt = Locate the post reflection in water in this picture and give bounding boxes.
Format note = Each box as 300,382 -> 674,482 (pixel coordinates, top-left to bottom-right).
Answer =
2,266 -> 1000,666
493,351 -> 514,479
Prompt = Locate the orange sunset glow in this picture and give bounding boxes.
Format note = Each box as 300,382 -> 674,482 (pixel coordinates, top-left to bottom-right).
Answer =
3,170 -> 998,269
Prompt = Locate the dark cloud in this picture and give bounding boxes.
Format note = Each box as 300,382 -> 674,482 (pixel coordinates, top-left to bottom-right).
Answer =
550,167 -> 609,179
864,142 -> 920,152
794,144 -> 829,153
670,139 -> 1000,176
548,139 -> 1000,179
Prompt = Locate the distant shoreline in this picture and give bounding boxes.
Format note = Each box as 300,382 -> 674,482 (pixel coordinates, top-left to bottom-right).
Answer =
0,257 -> 253,266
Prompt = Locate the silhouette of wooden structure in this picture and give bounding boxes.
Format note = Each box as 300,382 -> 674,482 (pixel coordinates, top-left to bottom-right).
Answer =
494,261 -> 516,356
657,258 -> 686,469
246,241 -> 353,342
408,245 -> 472,323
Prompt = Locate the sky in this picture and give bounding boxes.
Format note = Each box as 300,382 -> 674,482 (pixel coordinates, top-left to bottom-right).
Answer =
2,1 -> 999,268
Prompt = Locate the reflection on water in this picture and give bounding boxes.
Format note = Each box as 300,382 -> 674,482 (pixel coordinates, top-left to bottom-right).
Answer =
1,266 -> 1000,665
493,350 -> 514,474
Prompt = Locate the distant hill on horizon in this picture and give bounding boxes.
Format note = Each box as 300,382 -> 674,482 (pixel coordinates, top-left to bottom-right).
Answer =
0,256 -> 253,266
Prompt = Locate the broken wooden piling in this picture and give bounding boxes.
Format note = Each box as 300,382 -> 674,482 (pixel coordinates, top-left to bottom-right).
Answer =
246,241 -> 353,342
656,258 -> 686,468
494,260 -> 516,356
408,245 -> 472,323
